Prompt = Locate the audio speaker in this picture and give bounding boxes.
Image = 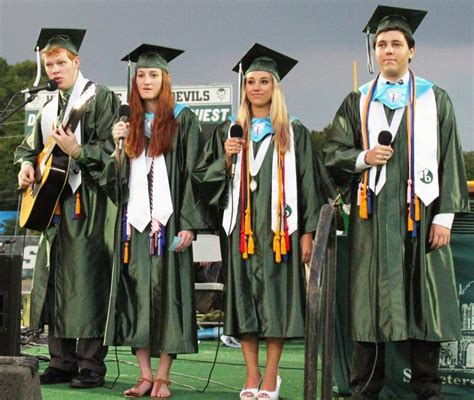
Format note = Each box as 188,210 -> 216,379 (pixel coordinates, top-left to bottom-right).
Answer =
0,356 -> 41,400
0,255 -> 23,356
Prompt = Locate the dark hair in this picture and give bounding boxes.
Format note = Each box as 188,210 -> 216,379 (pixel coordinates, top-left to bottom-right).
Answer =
372,28 -> 415,50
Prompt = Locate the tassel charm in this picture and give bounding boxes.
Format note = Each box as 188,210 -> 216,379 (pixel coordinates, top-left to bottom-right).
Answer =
73,191 -> 81,219
123,241 -> 130,264
359,184 -> 368,219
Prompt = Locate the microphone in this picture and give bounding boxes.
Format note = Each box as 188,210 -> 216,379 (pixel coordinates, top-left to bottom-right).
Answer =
378,130 -> 392,146
118,104 -> 131,151
229,124 -> 243,179
375,130 -> 393,186
20,79 -> 58,94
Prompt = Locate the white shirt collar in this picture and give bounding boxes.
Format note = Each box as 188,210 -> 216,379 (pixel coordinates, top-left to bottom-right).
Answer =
380,70 -> 410,85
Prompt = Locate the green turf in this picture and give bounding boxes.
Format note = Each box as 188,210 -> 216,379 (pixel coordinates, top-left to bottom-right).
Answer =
23,339 -> 309,399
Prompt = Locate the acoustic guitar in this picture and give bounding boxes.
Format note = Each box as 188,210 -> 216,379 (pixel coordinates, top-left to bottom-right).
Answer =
19,85 -> 96,231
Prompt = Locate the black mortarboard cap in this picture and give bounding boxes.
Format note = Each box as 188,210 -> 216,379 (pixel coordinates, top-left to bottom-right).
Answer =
36,28 -> 86,55
363,5 -> 427,39
363,6 -> 426,74
232,43 -> 298,82
121,43 -> 184,73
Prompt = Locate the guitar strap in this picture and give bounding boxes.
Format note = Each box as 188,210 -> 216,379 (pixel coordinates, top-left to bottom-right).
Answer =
41,72 -> 94,193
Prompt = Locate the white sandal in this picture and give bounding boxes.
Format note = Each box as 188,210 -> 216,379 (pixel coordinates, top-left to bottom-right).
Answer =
240,387 -> 259,400
240,376 -> 262,400
257,375 -> 281,400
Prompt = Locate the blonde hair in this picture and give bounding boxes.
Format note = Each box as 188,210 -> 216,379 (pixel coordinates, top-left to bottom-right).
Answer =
236,75 -> 290,153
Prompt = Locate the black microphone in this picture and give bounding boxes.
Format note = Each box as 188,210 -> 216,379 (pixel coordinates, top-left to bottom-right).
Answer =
118,104 -> 131,151
229,124 -> 243,179
20,79 -> 58,94
378,130 -> 392,146
375,130 -> 393,186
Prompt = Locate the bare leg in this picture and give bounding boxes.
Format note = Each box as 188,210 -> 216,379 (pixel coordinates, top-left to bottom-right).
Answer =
124,347 -> 153,396
240,334 -> 261,389
151,352 -> 173,398
260,338 -> 284,392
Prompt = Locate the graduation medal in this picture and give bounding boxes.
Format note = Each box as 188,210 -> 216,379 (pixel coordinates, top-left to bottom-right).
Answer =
250,177 -> 258,192
248,132 -> 272,192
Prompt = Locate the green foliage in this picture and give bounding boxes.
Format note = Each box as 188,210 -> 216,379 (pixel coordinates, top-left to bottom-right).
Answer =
0,57 -> 38,210
464,152 -> 474,181
310,123 -> 331,157
0,217 -> 25,236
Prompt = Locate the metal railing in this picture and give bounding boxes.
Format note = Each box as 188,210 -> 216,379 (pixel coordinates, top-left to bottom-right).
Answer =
304,204 -> 337,399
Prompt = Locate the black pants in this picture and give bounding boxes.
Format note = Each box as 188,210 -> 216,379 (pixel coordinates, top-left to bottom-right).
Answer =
350,340 -> 442,399
48,336 -> 108,375
45,244 -> 108,376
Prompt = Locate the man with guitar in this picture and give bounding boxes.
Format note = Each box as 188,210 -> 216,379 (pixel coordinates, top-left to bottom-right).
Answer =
15,28 -> 120,389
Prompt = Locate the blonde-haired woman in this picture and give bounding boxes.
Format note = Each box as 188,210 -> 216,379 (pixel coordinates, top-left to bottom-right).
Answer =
193,44 -> 326,400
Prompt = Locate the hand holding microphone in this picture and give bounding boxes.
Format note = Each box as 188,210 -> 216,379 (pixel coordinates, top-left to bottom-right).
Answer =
364,130 -> 393,166
112,104 -> 131,152
225,124 -> 244,179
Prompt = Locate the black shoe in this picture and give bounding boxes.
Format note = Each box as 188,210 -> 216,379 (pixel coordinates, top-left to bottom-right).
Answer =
69,369 -> 105,389
40,366 -> 77,385
352,389 -> 379,400
418,390 -> 443,400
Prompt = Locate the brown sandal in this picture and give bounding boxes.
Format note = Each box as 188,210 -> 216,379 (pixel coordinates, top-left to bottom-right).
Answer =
151,378 -> 172,398
124,377 -> 153,398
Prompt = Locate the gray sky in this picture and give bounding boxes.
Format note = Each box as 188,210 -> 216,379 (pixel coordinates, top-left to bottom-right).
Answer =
1,0 -> 473,150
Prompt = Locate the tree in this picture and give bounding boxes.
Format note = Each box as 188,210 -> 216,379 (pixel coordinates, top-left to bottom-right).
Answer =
463,151 -> 474,181
0,57 -> 40,210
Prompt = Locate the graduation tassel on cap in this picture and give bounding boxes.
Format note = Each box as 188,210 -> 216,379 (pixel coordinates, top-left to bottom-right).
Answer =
366,28 -> 374,75
33,46 -> 41,87
127,59 -> 131,102
237,61 -> 243,109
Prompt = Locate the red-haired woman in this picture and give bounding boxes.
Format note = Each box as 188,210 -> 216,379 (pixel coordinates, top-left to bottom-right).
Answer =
105,44 -> 206,398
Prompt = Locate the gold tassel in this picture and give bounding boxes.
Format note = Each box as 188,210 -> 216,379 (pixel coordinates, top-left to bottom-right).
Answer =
407,208 -> 414,232
280,233 -> 287,255
273,233 -> 281,263
359,187 -> 368,219
123,242 -> 129,264
247,234 -> 255,254
244,209 -> 251,234
414,195 -> 421,221
75,191 -> 81,217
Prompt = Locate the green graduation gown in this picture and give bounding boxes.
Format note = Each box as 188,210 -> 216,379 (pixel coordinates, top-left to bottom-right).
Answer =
14,84 -> 120,338
104,107 -> 207,356
323,85 -> 469,342
192,119 -> 326,338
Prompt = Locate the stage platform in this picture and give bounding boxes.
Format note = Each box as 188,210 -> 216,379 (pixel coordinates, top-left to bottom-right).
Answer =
22,340 -> 311,399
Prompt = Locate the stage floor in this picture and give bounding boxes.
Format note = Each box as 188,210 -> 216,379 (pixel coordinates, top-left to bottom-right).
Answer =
23,339 -> 309,399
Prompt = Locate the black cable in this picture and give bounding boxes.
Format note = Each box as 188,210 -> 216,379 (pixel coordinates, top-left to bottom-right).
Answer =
353,211 -> 379,396
192,145 -> 237,393
103,346 -> 121,390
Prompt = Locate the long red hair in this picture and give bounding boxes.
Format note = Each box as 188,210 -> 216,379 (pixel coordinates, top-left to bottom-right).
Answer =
125,71 -> 177,158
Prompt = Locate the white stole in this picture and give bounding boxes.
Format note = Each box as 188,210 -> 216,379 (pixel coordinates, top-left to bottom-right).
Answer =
222,124 -> 298,235
359,81 -> 438,205
41,72 -> 90,193
127,151 -> 174,233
